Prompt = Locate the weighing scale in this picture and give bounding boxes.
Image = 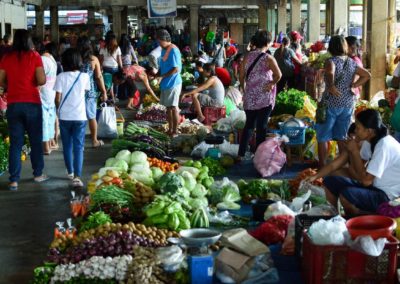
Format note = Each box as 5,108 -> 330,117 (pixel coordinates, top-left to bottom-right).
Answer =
204,135 -> 224,160
170,228 -> 222,284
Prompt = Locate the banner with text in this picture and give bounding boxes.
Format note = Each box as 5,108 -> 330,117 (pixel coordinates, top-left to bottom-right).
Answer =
147,0 -> 177,18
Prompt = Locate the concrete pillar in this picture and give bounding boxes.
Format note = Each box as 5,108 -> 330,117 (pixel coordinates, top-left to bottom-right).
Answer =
329,0 -> 348,36
50,6 -> 59,43
388,0 -> 396,53
366,0 -> 388,98
35,5 -> 45,41
277,0 -> 287,34
307,0 -> 320,42
259,4 -> 267,30
290,0 -> 301,32
121,6 -> 128,36
190,5 -> 199,54
112,6 -> 124,40
267,4 -> 276,39
87,7 -> 96,40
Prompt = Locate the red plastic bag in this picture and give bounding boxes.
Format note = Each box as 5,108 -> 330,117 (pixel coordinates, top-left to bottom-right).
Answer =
132,90 -> 140,108
250,215 -> 294,245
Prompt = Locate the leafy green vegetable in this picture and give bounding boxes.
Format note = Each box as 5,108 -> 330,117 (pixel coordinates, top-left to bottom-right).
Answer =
191,184 -> 207,198
158,172 -> 184,194
217,201 -> 241,210
180,171 -> 197,191
272,88 -> 311,116
200,157 -> 225,176
188,197 -> 209,209
151,167 -> 164,181
0,139 -> 8,173
112,159 -> 129,172
91,185 -> 134,208
80,211 -> 112,232
115,150 -> 131,164
130,151 -> 147,165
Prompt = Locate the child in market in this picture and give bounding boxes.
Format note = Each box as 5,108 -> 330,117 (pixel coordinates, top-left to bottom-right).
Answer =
54,48 -> 90,188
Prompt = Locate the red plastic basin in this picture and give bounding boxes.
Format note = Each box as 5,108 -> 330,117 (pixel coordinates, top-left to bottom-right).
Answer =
346,215 -> 397,240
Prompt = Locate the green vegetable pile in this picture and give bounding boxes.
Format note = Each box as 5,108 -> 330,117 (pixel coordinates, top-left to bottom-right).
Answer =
209,178 -> 241,210
33,263 -> 56,284
79,211 -> 112,232
238,179 -> 290,202
272,89 -> 315,116
90,185 -> 134,209
0,138 -> 9,173
199,157 -> 226,177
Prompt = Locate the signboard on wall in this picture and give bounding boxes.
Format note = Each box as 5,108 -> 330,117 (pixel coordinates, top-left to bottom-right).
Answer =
147,0 -> 177,18
67,13 -> 86,24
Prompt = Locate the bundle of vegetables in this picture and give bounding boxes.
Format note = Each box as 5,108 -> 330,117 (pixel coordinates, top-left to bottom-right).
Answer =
126,246 -> 175,284
310,52 -> 331,69
33,263 -> 56,284
181,71 -> 195,87
209,178 -> 241,210
0,137 -> 9,173
79,212 -> 112,233
179,162 -> 215,189
50,255 -> 133,282
289,168 -> 323,198
143,94 -> 159,107
143,195 -> 192,231
125,122 -> 170,142
171,135 -> 200,155
272,89 -> 314,116
90,185 -> 134,209
200,157 -> 226,177
112,139 -> 166,160
148,157 -> 179,173
135,107 -> 167,122
237,179 -> 291,203
93,203 -> 133,224
129,151 -> 155,186
125,134 -> 167,152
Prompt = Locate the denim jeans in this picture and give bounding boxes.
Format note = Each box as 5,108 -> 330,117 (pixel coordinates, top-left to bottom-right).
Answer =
6,103 -> 44,182
238,106 -> 273,157
59,120 -> 87,177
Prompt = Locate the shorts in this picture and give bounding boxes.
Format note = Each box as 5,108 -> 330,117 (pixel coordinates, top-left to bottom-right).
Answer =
323,176 -> 389,212
160,84 -> 182,107
316,107 -> 353,142
198,93 -> 223,107
42,105 -> 56,142
86,97 -> 98,120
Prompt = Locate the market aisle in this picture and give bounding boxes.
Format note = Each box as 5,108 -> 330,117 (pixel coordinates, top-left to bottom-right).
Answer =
0,138 -> 112,284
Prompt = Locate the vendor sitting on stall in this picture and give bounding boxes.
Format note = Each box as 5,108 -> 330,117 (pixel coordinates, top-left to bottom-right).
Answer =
181,63 -> 225,122
307,109 -> 400,216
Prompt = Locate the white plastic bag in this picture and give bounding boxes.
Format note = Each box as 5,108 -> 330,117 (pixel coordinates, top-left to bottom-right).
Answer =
97,104 -> 117,138
308,216 -> 347,245
264,201 -> 295,221
344,232 -> 387,256
290,190 -> 312,213
191,141 -> 212,158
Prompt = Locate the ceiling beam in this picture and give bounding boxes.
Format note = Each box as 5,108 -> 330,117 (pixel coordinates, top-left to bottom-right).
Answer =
25,0 -> 42,5
41,0 -> 266,7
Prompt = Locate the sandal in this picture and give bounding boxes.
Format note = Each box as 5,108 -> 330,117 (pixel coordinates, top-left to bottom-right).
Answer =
8,183 -> 18,191
72,178 -> 84,188
92,140 -> 105,148
50,144 -> 59,150
34,174 -> 50,183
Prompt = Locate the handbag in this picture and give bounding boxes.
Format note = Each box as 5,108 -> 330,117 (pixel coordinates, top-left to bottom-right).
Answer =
97,102 -> 118,138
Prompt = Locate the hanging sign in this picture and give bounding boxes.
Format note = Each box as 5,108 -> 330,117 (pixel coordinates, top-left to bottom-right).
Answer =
147,0 -> 177,18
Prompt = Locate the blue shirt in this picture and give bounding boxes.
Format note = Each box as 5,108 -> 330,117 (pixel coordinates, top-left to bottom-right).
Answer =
160,46 -> 182,90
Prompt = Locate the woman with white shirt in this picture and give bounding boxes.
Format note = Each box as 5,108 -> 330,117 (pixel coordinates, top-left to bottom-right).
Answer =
54,48 -> 90,188
308,109 -> 400,216
99,33 -> 123,73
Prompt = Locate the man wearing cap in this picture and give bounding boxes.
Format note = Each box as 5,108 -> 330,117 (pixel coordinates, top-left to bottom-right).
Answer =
156,29 -> 182,136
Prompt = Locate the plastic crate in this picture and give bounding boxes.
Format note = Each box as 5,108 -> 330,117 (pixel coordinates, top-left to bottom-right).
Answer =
202,106 -> 226,125
302,233 -> 399,284
295,214 -> 334,258
282,126 -> 306,145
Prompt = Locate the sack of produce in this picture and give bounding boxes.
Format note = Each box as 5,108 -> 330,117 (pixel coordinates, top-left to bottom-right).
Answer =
254,137 -> 287,178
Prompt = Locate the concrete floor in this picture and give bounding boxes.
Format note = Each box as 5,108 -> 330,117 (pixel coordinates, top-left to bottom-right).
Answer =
0,139 -> 112,284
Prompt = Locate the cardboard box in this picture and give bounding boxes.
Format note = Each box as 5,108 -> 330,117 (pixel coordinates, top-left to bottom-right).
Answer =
215,248 -> 255,283
221,228 -> 269,256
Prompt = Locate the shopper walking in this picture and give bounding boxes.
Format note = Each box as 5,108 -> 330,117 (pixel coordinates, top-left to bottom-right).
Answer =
274,37 -> 301,94
54,48 -> 90,188
316,35 -> 371,167
38,42 -> 58,155
156,29 -> 182,137
238,30 -> 282,160
0,29 -> 48,190
78,37 -> 108,148
213,39 -> 226,68
120,34 -> 138,66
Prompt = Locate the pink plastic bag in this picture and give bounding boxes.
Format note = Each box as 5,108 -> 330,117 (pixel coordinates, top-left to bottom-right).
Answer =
254,137 -> 286,177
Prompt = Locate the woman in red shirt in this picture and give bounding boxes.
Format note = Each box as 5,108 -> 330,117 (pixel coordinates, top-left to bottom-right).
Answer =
0,29 -> 47,190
